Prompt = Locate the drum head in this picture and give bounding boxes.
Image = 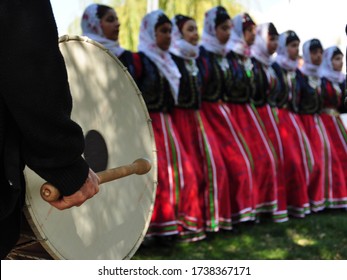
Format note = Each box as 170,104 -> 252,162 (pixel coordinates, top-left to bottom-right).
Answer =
24,36 -> 157,260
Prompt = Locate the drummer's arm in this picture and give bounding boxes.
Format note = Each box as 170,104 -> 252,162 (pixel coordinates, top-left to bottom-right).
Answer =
1,0 -> 99,208
47,169 -> 100,210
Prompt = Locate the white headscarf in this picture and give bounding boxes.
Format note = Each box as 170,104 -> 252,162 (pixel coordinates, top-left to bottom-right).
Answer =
275,31 -> 299,71
318,46 -> 345,84
200,6 -> 228,56
81,4 -> 125,57
138,10 -> 181,103
300,39 -> 321,77
169,16 -> 199,60
226,13 -> 251,57
251,23 -> 273,66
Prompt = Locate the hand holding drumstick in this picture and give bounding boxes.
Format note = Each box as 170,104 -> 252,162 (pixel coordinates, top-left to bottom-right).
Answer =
42,158 -> 151,210
46,169 -> 100,210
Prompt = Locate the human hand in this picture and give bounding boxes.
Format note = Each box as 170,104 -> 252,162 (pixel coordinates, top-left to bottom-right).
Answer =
47,169 -> 100,210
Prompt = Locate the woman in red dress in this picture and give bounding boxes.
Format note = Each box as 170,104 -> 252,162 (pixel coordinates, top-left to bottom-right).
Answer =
250,22 -> 288,222
270,30 -> 313,218
197,6 -> 255,224
296,39 -> 345,212
318,46 -> 347,209
169,15 -> 230,233
225,14 -> 279,221
133,10 -> 204,241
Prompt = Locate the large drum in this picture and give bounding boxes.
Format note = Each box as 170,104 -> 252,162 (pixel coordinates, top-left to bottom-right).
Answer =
8,36 -> 157,260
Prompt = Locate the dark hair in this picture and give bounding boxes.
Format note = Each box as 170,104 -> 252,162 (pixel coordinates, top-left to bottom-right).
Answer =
155,13 -> 171,30
96,5 -> 113,19
286,30 -> 300,45
174,14 -> 194,33
215,6 -> 230,27
268,22 -> 279,36
332,46 -> 343,57
242,13 -> 255,31
309,39 -> 323,52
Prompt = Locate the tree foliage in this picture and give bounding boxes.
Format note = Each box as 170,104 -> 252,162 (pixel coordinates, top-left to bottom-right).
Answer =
68,0 -> 243,51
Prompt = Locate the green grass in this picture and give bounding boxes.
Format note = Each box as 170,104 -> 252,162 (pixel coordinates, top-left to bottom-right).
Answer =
132,210 -> 347,260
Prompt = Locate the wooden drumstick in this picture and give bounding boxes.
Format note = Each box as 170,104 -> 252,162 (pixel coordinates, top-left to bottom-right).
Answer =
40,158 -> 151,202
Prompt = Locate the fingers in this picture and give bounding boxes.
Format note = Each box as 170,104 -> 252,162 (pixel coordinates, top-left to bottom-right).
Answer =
49,169 -> 100,210
49,190 -> 85,210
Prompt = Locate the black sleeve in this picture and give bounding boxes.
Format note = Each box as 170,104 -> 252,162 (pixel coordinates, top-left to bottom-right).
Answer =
268,62 -> 285,107
292,70 -> 303,113
0,0 -> 89,196
118,50 -> 136,79
339,81 -> 347,113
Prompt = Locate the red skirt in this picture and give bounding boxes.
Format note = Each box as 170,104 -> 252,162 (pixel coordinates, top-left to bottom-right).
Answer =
256,105 -> 288,222
224,103 -> 278,217
147,112 -> 205,241
171,108 -> 231,231
300,114 -> 327,211
276,108 -> 311,217
318,113 -> 347,208
201,101 -> 255,223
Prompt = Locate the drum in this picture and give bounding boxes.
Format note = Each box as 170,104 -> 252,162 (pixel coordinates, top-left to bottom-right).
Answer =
8,36 -> 157,260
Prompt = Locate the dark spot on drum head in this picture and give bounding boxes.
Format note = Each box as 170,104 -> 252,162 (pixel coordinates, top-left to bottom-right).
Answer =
84,130 -> 108,172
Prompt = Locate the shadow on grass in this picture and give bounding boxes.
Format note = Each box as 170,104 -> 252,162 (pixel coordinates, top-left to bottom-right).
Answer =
133,210 -> 347,260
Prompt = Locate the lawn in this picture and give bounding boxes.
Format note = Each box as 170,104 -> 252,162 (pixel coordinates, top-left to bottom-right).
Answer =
132,210 -> 347,260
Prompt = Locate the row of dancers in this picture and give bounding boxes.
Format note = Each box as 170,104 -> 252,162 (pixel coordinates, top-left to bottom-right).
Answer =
81,4 -> 347,242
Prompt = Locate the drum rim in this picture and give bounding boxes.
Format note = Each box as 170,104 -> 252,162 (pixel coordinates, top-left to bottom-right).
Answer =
24,35 -> 158,260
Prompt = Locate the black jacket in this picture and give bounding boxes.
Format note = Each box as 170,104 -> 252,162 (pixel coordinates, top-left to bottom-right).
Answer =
0,0 -> 89,221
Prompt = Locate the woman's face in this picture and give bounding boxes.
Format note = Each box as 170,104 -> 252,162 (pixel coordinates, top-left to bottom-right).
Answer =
155,22 -> 172,51
100,9 -> 120,41
310,48 -> 323,66
243,25 -> 256,46
181,19 -> 199,46
332,53 -> 343,72
287,40 -> 300,60
267,34 -> 278,55
215,19 -> 232,45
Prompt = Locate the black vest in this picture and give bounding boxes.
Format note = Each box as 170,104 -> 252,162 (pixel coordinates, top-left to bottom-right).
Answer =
251,58 -> 269,107
270,62 -> 299,111
136,52 -> 175,113
171,54 -> 201,109
296,71 -> 321,114
225,51 -> 255,103
197,47 -> 231,102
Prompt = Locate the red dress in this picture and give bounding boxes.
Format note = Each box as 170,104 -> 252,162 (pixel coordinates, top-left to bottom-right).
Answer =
318,78 -> 347,208
133,52 -> 204,241
198,47 -> 256,223
224,103 -> 278,215
149,112 -> 205,240
255,105 -> 288,221
201,102 -> 255,223
171,108 -> 231,231
294,72 -> 327,212
170,54 -> 231,233
252,58 -> 288,222
270,62 -> 312,218
225,52 -> 278,219
299,114 -> 326,211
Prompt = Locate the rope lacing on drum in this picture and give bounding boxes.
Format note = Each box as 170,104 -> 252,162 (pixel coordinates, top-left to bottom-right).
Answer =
6,234 -> 51,260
